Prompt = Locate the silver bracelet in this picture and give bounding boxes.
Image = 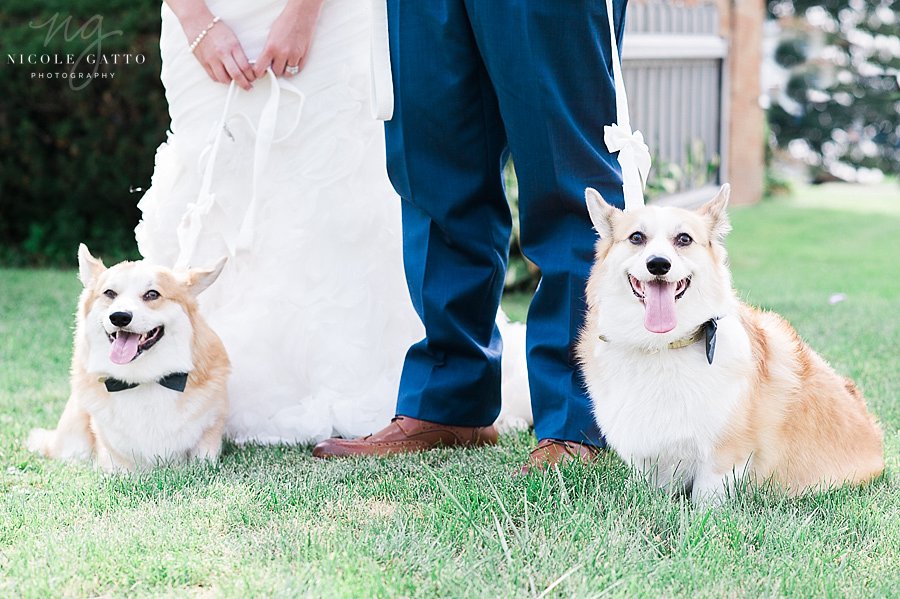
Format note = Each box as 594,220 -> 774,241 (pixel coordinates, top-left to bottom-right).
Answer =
188,16 -> 221,52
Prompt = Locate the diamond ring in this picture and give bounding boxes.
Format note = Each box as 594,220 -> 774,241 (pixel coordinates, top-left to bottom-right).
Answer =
285,65 -> 300,75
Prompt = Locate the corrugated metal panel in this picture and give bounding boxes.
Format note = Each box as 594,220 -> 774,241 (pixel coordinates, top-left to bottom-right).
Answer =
625,0 -> 720,35
622,1 -> 725,193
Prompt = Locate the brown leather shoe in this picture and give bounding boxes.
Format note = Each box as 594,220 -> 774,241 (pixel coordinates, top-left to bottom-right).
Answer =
519,438 -> 603,475
312,416 -> 498,458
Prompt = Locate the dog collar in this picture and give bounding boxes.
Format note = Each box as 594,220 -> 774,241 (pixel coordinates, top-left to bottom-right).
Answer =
100,372 -> 189,393
598,318 -> 720,365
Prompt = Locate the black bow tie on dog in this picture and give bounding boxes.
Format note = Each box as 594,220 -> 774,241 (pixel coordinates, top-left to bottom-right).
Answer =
660,318 -> 719,364
101,372 -> 189,393
704,318 -> 718,365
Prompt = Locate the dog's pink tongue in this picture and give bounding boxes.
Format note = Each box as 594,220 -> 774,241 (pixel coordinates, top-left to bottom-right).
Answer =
644,280 -> 678,333
109,332 -> 140,365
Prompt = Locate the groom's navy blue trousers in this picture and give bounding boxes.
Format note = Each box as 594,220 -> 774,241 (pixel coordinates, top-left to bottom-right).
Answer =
385,0 -> 628,446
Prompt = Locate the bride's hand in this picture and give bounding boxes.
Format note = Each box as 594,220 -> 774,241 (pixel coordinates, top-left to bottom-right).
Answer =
186,16 -> 256,90
254,0 -> 324,78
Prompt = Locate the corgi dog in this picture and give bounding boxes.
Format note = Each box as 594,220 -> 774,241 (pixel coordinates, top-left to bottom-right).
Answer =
27,244 -> 230,472
576,185 -> 883,502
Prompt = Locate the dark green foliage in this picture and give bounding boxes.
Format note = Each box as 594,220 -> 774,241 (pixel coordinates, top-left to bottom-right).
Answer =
0,1 -> 168,266
773,38 -> 806,68
767,0 -> 899,179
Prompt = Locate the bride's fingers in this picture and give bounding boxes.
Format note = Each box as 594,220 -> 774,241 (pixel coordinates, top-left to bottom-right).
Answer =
223,55 -> 253,90
270,52 -> 288,77
209,60 -> 231,85
232,49 -> 256,86
253,48 -> 273,78
283,54 -> 304,77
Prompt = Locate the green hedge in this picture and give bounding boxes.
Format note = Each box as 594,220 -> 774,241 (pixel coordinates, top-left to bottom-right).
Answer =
0,1 -> 168,266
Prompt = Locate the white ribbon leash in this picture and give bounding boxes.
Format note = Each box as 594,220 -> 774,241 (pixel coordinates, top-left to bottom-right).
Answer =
369,0 -> 393,120
174,80 -> 238,270
174,70 -> 305,269
234,70 -> 279,255
603,0 -> 651,211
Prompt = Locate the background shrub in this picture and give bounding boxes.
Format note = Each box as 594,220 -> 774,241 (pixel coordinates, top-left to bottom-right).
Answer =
0,0 -> 167,266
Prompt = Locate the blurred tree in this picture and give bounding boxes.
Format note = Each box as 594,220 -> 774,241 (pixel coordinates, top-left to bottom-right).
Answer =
766,0 -> 899,180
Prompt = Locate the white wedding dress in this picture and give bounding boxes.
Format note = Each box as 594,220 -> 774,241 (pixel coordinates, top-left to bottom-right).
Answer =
136,0 -> 530,444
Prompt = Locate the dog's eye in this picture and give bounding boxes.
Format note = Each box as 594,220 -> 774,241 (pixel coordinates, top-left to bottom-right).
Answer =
675,233 -> 693,247
628,232 -> 646,245
143,290 -> 160,302
103,289 -> 117,300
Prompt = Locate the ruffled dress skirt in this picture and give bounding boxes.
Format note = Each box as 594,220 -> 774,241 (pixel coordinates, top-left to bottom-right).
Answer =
137,0 -> 531,444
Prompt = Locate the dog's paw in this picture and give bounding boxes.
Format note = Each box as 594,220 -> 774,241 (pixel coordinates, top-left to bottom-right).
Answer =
26,428 -> 52,456
28,427 -> 92,461
691,488 -> 728,508
188,437 -> 222,463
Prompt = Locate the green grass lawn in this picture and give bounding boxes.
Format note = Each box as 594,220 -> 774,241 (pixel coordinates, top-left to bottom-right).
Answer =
1,183 -> 898,597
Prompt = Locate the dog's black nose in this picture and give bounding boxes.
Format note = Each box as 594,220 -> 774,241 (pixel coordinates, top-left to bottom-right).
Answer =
109,311 -> 133,327
646,255 -> 671,276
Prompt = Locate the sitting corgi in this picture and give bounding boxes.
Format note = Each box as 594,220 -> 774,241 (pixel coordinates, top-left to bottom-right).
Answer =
577,185 -> 884,501
28,245 -> 230,471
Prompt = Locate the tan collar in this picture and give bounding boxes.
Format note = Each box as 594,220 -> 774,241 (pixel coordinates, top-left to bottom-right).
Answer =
665,325 -> 707,350
598,318 -> 720,364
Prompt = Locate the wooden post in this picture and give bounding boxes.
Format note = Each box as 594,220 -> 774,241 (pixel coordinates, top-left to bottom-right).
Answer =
721,0 -> 766,204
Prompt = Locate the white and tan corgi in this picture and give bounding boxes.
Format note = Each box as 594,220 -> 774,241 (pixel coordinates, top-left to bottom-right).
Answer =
27,244 -> 230,472
577,185 -> 884,501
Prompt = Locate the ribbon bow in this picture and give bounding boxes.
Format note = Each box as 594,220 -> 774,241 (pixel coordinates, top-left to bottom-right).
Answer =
604,123 -> 652,212
602,0 -> 651,212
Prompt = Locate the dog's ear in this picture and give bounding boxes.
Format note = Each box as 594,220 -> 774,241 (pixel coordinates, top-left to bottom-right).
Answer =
77,244 -> 106,288
184,256 -> 227,296
585,187 -> 618,240
698,184 -> 732,242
